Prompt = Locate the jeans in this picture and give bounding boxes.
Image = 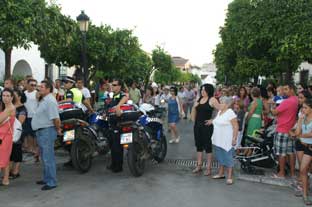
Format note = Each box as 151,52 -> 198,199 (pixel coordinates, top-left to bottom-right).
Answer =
36,127 -> 57,187
183,102 -> 194,118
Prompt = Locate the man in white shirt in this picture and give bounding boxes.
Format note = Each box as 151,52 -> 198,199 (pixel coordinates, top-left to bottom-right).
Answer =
76,77 -> 94,113
24,78 -> 39,158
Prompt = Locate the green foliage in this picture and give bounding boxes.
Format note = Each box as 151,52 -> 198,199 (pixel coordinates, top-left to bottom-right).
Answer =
214,0 -> 312,85
154,67 -> 180,84
0,0 -> 47,79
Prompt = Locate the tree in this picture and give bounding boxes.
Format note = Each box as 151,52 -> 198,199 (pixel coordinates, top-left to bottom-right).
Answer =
0,0 -> 47,79
214,0 -> 312,84
150,46 -> 174,86
36,4 -> 77,68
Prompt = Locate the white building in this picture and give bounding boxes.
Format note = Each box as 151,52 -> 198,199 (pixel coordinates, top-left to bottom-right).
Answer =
0,44 -> 47,81
0,43 -> 74,82
191,63 -> 217,86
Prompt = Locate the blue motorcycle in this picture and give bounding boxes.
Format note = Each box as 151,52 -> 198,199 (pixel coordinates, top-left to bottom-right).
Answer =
123,103 -> 167,177
71,107 -> 111,173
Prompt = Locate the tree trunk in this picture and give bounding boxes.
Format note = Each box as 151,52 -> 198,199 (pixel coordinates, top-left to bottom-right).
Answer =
285,67 -> 293,84
44,64 -> 49,80
4,48 -> 12,79
253,76 -> 258,86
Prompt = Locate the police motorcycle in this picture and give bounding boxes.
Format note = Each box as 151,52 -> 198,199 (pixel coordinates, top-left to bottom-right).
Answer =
70,97 -> 142,174
121,102 -> 167,177
56,101 -> 89,172
69,93 -> 113,173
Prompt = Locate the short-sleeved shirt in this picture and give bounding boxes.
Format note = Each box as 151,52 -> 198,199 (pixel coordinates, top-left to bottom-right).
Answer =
300,116 -> 312,144
109,92 -> 126,108
212,109 -> 237,151
31,94 -> 60,130
24,90 -> 38,118
80,87 -> 91,99
129,88 -> 141,104
276,96 -> 298,133
65,88 -> 84,103
16,105 -> 27,129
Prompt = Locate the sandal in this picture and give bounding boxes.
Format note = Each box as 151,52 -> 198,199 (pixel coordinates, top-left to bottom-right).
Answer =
303,196 -> 312,205
9,173 -> 20,180
204,168 -> 211,176
212,175 -> 225,179
192,163 -> 203,174
226,178 -> 234,185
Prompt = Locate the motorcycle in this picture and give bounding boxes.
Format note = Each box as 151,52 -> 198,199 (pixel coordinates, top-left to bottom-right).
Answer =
56,101 -> 89,172
71,107 -> 111,173
121,103 -> 167,177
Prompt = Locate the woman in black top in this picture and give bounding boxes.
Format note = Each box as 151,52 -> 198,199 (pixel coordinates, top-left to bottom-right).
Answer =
192,84 -> 221,175
9,90 -> 27,179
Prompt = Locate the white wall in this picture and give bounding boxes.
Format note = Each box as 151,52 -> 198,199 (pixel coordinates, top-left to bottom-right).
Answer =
0,44 -> 45,82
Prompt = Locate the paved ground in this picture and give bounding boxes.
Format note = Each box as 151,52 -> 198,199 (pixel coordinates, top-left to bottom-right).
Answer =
0,119 -> 305,207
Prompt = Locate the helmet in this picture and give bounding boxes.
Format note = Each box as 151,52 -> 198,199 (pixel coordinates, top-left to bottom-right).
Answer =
139,103 -> 155,115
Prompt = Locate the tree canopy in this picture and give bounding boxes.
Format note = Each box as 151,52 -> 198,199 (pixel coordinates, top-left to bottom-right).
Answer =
0,0 -> 47,79
214,0 -> 312,85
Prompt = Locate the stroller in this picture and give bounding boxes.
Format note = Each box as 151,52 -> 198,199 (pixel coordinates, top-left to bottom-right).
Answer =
236,120 -> 277,174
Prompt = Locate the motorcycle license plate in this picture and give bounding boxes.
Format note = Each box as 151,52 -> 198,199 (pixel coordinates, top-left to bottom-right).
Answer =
120,133 -> 133,144
63,130 -> 75,142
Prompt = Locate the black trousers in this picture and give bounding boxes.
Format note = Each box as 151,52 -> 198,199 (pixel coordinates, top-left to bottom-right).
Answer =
194,124 -> 213,153
109,130 -> 124,169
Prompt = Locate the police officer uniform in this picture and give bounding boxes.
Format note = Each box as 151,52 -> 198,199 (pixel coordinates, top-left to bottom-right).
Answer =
108,91 -> 126,172
63,77 -> 84,104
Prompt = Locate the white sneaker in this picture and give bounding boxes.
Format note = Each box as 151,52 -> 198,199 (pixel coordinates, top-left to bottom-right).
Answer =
174,137 -> 180,143
169,139 -> 175,144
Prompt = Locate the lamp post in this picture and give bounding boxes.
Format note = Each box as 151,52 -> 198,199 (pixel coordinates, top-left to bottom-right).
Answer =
76,10 -> 90,87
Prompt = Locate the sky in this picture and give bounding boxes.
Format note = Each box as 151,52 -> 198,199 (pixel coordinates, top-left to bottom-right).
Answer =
57,0 -> 232,67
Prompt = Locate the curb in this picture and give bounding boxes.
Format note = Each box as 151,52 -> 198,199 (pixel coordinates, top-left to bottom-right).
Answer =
237,173 -> 292,187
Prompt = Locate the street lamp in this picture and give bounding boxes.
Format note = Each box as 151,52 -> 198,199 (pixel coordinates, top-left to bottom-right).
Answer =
76,10 -> 90,86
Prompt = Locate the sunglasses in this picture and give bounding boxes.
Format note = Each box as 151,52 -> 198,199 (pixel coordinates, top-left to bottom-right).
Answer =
30,84 -> 37,87
112,84 -> 119,87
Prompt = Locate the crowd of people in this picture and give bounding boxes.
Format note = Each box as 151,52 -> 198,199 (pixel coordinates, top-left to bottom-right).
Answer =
1,76 -> 312,205
190,82 -> 312,205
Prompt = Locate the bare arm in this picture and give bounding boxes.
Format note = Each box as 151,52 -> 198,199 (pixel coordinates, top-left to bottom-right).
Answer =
292,117 -> 303,137
246,101 -> 258,121
0,107 -> 15,124
271,108 -> 279,116
209,97 -> 222,111
53,118 -> 62,135
17,114 -> 26,125
83,98 -> 94,113
191,100 -> 199,122
262,99 -> 270,116
231,118 -> 239,146
116,96 -> 129,116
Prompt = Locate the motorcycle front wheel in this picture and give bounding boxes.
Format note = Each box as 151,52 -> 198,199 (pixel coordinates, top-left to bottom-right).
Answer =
71,129 -> 93,173
153,134 -> 167,163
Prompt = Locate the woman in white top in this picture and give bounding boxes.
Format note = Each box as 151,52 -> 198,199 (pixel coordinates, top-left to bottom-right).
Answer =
211,98 -> 238,185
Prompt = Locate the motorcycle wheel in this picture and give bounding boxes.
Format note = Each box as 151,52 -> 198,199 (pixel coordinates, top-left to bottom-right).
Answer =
127,130 -> 146,177
153,134 -> 167,163
71,131 -> 93,173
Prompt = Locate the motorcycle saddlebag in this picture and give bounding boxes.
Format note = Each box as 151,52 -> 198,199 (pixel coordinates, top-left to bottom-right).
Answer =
58,102 -> 84,121
108,104 -> 141,123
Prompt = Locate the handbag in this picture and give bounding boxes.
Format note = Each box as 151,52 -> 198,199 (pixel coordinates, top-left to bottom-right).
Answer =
8,117 -> 23,143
